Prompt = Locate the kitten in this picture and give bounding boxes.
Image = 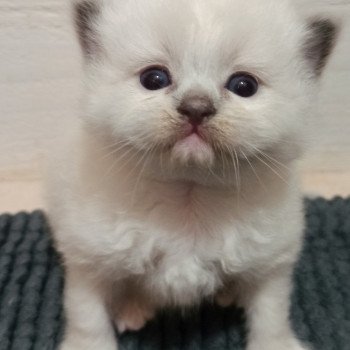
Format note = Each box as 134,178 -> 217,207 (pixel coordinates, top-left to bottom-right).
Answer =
48,0 -> 338,349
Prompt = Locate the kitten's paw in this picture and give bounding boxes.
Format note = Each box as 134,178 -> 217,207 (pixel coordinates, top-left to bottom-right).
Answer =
60,337 -> 117,350
247,337 -> 310,350
215,288 -> 236,307
215,292 -> 235,307
114,300 -> 155,334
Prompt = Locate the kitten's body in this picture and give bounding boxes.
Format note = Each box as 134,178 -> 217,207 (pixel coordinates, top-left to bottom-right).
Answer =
49,1 -> 338,349
51,128 -> 302,301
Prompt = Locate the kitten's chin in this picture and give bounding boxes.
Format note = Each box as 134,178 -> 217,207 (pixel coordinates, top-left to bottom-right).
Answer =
171,134 -> 215,167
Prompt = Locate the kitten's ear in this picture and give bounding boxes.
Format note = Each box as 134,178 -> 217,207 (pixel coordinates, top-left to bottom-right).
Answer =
73,0 -> 101,59
304,18 -> 340,77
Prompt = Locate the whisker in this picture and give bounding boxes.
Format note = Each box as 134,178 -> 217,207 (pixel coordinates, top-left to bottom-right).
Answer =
98,138 -> 130,152
253,154 -> 289,184
218,143 -> 227,180
223,144 -> 239,186
98,145 -> 140,184
129,144 -> 157,207
242,143 -> 291,176
100,141 -> 133,160
159,148 -> 165,176
240,148 -> 267,191
99,132 -> 153,161
234,149 -> 241,190
204,145 -> 227,185
255,149 -> 291,172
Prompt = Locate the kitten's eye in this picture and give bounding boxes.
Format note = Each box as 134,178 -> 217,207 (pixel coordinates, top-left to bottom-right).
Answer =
226,73 -> 258,98
140,67 -> 171,90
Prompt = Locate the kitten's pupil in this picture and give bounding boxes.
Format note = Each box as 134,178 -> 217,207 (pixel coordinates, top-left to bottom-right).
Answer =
140,68 -> 171,90
226,74 -> 258,98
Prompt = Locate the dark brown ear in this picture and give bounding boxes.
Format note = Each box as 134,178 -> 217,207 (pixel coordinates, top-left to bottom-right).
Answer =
74,1 -> 101,58
304,18 -> 339,77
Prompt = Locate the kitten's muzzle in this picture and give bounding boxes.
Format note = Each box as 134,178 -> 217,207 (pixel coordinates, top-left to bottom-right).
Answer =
177,95 -> 216,126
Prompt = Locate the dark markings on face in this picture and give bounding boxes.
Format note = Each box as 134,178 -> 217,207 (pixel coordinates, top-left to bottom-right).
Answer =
74,1 -> 100,57
304,18 -> 339,77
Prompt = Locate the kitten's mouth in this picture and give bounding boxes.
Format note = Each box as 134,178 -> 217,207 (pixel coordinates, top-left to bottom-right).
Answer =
171,125 -> 214,166
189,124 -> 200,136
184,122 -> 208,140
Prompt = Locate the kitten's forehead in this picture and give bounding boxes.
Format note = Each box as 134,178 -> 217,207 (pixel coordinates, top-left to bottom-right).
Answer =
100,0 -> 304,74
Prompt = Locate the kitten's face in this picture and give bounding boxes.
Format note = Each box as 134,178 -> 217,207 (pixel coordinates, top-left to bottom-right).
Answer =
77,0 -> 337,183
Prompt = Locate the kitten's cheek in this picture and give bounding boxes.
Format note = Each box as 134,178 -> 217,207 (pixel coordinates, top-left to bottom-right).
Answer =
171,134 -> 214,166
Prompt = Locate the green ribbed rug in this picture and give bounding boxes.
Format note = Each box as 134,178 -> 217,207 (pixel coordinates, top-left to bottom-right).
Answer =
0,198 -> 350,350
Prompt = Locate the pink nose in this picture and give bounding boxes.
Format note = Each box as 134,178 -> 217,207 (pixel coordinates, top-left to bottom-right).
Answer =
177,96 -> 216,125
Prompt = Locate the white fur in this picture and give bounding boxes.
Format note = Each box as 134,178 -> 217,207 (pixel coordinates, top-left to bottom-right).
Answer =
47,1 -> 330,349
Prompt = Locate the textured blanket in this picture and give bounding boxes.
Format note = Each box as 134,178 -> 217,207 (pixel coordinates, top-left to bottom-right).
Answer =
0,197 -> 349,350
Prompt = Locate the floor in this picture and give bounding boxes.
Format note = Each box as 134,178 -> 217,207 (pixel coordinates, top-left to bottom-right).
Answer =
0,0 -> 349,214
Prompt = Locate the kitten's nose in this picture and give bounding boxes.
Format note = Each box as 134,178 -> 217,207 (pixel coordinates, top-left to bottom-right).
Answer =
177,95 -> 216,125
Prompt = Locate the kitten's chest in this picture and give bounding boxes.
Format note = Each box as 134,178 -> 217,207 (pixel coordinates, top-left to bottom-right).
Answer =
112,211 -> 252,305
133,225 -> 227,304
96,190 -> 276,303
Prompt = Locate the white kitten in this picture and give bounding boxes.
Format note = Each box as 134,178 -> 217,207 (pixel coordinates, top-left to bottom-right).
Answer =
48,1 -> 338,349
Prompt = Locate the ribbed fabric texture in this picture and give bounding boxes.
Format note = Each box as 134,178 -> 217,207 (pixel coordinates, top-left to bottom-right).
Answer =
0,197 -> 350,350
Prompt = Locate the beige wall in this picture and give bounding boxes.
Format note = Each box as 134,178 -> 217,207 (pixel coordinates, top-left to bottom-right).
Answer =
0,0 -> 349,212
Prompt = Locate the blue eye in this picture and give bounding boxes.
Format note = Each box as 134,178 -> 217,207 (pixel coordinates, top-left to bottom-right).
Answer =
140,67 -> 171,90
226,73 -> 259,98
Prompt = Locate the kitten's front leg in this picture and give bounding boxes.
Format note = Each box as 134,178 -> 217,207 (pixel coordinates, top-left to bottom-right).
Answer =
244,267 -> 310,350
215,281 -> 239,307
60,266 -> 117,350
113,291 -> 155,334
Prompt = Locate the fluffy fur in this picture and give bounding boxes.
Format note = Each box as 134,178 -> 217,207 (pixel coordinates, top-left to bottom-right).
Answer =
47,1 -> 338,349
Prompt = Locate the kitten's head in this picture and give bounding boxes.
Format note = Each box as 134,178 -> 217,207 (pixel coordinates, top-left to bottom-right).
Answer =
74,0 -> 338,184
